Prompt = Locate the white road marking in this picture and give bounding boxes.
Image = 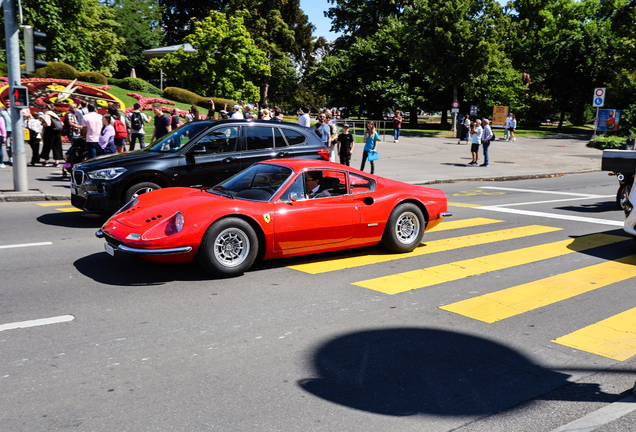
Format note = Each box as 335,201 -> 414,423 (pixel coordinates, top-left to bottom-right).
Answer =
550,395 -> 636,432
481,186 -> 610,198
492,196 -> 616,207
0,242 -> 53,250
0,315 -> 75,332
478,206 -> 624,226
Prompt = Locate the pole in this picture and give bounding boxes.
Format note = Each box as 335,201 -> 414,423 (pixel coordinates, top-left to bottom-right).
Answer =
3,0 -> 28,192
593,107 -> 599,140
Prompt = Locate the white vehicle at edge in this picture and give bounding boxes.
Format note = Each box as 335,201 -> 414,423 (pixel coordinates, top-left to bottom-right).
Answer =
623,192 -> 636,240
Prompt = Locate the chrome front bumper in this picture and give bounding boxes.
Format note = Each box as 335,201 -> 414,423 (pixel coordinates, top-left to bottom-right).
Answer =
96,229 -> 193,256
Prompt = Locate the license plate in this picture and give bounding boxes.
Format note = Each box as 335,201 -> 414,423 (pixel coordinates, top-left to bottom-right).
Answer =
104,243 -> 115,256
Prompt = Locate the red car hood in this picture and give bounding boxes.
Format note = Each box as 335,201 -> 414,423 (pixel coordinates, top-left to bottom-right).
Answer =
114,187 -> 225,229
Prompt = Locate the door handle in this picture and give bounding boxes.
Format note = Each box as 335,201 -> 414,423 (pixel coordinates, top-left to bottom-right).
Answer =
222,157 -> 237,163
277,151 -> 290,157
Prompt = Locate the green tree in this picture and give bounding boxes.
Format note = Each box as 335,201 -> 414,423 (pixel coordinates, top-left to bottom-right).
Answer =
149,10 -> 270,101
157,0 -> 227,45
107,0 -> 164,79
0,0 -> 126,76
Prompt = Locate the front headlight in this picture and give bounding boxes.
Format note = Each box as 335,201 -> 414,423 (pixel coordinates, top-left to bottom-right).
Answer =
142,212 -> 185,240
87,167 -> 127,180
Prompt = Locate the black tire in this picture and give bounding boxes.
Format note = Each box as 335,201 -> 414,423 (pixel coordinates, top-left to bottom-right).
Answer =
198,218 -> 258,277
124,181 -> 161,203
616,184 -> 631,210
381,203 -> 426,253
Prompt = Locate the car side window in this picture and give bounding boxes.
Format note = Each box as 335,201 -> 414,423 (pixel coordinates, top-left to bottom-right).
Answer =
195,126 -> 239,154
280,128 -> 305,146
274,128 -> 287,147
245,126 -> 274,150
349,173 -> 375,194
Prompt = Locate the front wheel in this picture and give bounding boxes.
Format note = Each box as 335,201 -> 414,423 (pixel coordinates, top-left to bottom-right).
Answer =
198,218 -> 258,277
124,181 -> 161,203
617,183 -> 631,210
381,203 -> 426,253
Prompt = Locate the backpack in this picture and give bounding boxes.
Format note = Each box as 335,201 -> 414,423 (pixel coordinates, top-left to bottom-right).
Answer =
49,115 -> 63,132
130,112 -> 143,130
114,119 -> 127,139
61,114 -> 70,136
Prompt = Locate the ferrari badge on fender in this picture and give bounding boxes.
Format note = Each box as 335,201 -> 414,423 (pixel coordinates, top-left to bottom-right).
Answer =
263,214 -> 271,223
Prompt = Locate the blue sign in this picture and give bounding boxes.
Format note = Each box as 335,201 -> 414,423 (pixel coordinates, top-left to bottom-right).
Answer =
597,109 -> 620,132
595,97 -> 604,106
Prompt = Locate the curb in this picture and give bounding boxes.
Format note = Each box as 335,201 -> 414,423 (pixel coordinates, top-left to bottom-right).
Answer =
413,170 -> 600,185
0,191 -> 69,202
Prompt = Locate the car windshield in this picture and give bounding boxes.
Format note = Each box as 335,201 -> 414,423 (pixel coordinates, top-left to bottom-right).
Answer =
146,122 -> 210,153
206,163 -> 293,202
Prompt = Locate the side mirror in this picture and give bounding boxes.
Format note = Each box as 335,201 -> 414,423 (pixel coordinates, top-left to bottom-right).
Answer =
190,144 -> 206,154
289,192 -> 298,202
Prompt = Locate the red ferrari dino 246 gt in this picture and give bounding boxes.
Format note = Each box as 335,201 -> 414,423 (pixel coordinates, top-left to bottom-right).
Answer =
96,159 -> 452,277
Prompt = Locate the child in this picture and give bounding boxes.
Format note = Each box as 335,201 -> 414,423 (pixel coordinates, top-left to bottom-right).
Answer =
337,124 -> 355,166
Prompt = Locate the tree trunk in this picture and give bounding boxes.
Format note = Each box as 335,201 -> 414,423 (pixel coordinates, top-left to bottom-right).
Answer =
558,110 -> 565,129
451,83 -> 458,133
260,76 -> 269,107
409,104 -> 418,128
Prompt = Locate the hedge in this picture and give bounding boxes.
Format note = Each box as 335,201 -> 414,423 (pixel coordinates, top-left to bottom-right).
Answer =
163,86 -> 235,110
107,77 -> 162,95
78,71 -> 107,84
34,62 -> 78,80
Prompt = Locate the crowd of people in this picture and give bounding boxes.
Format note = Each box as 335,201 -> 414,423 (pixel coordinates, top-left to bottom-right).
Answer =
460,112 -> 517,167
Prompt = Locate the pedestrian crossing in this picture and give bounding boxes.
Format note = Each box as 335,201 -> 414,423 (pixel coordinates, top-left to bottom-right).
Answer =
289,217 -> 636,361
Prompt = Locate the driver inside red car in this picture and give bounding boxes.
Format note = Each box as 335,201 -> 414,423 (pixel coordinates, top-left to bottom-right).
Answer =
305,171 -> 331,199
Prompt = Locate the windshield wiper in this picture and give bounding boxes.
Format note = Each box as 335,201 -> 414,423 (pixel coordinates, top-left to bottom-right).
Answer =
209,185 -> 235,199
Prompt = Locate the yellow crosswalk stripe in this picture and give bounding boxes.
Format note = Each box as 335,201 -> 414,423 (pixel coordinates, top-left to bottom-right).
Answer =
57,207 -> 83,212
428,217 -> 503,232
352,234 -> 628,295
36,202 -> 72,206
289,224 -> 561,274
447,202 -> 482,208
553,307 -> 636,361
440,254 -> 636,323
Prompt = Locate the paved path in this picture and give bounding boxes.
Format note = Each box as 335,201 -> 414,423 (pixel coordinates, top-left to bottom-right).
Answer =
0,132 -> 602,202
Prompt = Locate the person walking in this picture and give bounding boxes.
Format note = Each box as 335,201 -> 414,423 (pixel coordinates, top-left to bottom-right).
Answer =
298,106 -> 311,127
128,103 -> 150,150
481,119 -> 493,167
360,121 -> 379,174
150,102 -> 171,144
393,110 -> 402,143
468,119 -> 482,166
26,112 -> 43,166
504,114 -> 511,141
65,103 -> 82,145
83,103 -> 103,158
40,104 -> 64,167
509,114 -> 517,142
337,123 -> 355,166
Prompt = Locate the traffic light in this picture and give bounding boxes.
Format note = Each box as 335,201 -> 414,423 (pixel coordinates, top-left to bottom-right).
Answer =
11,86 -> 29,108
23,25 -> 47,73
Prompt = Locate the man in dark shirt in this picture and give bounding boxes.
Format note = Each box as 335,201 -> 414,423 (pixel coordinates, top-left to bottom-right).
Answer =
150,102 -> 171,144
337,124 -> 355,166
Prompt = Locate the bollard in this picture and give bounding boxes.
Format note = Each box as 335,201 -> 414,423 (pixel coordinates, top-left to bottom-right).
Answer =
626,138 -> 635,151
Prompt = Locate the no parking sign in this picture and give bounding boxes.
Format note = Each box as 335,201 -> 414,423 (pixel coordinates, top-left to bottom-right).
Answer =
593,88 -> 605,107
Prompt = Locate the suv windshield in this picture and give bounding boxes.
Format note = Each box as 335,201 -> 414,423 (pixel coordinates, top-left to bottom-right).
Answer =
206,163 -> 293,202
147,122 -> 210,153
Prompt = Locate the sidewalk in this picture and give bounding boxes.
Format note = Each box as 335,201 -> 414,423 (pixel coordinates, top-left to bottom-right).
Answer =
0,133 -> 602,202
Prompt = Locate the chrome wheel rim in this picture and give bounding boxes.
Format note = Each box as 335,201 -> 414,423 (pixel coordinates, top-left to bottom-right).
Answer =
395,211 -> 420,244
214,228 -> 250,268
133,187 -> 156,198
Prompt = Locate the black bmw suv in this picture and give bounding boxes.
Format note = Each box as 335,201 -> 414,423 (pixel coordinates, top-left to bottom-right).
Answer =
70,119 -> 329,213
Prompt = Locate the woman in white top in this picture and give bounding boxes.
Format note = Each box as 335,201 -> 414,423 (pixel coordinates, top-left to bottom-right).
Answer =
469,119 -> 482,165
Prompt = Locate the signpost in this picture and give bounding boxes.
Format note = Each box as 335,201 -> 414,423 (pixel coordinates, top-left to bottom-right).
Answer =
451,100 -> 459,133
593,88 -> 606,139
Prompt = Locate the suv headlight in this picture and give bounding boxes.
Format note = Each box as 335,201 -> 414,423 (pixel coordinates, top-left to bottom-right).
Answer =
87,167 -> 127,180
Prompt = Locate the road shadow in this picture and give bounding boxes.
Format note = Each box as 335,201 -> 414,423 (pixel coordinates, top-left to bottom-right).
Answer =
74,252 -> 211,286
556,201 -> 619,213
37,211 -> 109,229
298,328 -> 622,416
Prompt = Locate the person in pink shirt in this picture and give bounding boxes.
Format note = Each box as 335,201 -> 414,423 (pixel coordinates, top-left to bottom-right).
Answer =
82,103 -> 103,158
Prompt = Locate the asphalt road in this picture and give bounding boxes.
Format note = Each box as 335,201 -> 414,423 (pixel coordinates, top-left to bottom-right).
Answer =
1,171 -> 636,432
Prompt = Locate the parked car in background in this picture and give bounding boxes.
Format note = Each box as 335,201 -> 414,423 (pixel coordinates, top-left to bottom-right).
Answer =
96,159 -> 451,277
70,120 -> 329,214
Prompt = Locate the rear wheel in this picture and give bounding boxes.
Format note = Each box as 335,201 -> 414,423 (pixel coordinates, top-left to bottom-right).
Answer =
381,203 -> 426,253
124,181 -> 161,203
198,218 -> 258,277
616,184 -> 631,210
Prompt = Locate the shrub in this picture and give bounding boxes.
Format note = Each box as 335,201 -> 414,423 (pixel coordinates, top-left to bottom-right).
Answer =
34,62 -> 78,80
78,71 -> 107,84
109,77 -> 163,95
163,87 -> 235,110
